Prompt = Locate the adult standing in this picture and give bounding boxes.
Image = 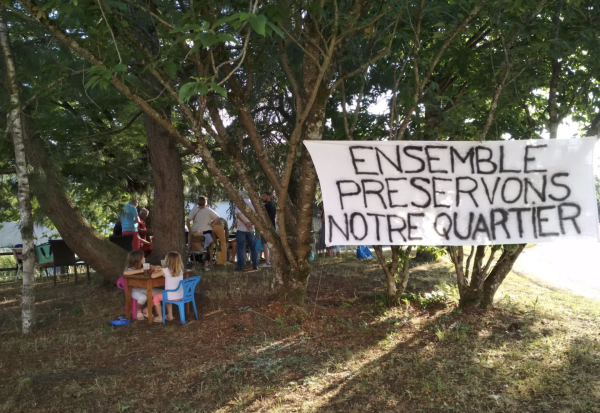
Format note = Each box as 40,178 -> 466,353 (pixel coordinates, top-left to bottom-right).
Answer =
186,196 -> 220,271
235,191 -> 258,272
138,208 -> 154,255
121,198 -> 141,250
259,192 -> 276,267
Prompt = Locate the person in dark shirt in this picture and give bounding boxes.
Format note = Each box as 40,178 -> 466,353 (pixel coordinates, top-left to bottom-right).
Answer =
259,192 -> 276,267
113,217 -> 122,236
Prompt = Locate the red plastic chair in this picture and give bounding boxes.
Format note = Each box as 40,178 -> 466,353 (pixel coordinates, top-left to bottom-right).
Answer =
116,277 -> 137,317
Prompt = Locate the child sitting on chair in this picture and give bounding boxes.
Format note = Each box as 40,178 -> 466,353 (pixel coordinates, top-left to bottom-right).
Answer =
123,250 -> 164,320
151,251 -> 184,323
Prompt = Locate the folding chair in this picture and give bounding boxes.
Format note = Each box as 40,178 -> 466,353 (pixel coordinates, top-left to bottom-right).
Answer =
35,243 -> 53,279
188,233 -> 207,267
49,240 -> 90,285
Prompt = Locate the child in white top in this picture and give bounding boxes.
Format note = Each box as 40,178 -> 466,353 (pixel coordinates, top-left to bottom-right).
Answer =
151,251 -> 184,323
122,250 -> 164,320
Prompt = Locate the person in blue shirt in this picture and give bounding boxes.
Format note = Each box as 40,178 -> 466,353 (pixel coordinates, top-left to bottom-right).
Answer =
121,198 -> 141,250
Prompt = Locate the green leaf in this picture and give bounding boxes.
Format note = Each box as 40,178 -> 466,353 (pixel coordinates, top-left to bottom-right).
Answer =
84,76 -> 101,90
112,64 -> 127,73
238,12 -> 251,22
308,2 -> 326,18
263,5 -> 289,24
175,33 -> 195,43
249,14 -> 267,36
178,82 -> 197,103
87,65 -> 107,76
198,32 -> 219,48
142,61 -> 159,73
212,13 -> 243,28
231,20 -> 244,30
266,21 -> 284,39
163,61 -> 178,78
209,82 -> 227,97
99,79 -> 111,90
216,34 -> 238,44
197,84 -> 209,96
188,42 -> 202,55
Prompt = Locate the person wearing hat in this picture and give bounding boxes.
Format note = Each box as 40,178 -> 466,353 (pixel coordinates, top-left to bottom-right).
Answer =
234,191 -> 258,271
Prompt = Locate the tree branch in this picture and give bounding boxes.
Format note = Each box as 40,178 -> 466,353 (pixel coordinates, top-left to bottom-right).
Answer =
80,111 -> 143,140
24,70 -> 85,106
279,40 -> 303,114
395,0 -> 488,140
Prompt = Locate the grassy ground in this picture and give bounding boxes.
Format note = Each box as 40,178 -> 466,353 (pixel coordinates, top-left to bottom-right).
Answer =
0,253 -> 598,412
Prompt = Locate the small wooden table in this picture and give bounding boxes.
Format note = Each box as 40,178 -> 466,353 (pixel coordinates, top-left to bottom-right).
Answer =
124,270 -> 194,324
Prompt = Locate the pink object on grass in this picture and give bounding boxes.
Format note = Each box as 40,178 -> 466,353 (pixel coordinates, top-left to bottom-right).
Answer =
116,277 -> 137,317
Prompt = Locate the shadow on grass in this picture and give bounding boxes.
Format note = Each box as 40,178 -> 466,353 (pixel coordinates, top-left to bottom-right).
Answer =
1,257 -> 598,413
310,308 -> 600,413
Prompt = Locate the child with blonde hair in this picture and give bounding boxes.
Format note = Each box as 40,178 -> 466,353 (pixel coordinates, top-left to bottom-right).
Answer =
123,250 -> 164,320
151,251 -> 184,323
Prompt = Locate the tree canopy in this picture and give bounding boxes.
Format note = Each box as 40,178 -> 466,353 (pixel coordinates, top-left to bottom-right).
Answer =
2,0 -> 600,305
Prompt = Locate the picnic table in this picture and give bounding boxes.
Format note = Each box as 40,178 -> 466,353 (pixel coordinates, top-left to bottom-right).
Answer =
124,269 -> 194,324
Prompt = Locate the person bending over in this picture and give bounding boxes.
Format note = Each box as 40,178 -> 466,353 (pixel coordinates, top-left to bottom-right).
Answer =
186,196 -> 220,271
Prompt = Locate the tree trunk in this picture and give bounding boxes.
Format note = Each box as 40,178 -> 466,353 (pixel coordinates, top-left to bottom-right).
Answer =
458,244 -> 526,309
374,245 -> 398,303
278,20 -> 330,303
284,261 -> 311,304
459,245 -> 487,306
373,245 -> 413,306
0,14 -> 35,334
24,117 -> 128,281
548,120 -> 559,140
144,110 -> 185,263
480,244 -> 526,308
397,246 -> 413,297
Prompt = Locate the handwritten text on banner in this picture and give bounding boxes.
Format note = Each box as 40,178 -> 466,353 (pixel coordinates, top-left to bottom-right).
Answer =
304,138 -> 599,246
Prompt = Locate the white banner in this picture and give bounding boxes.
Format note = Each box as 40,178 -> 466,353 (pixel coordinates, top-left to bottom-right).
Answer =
305,138 -> 599,246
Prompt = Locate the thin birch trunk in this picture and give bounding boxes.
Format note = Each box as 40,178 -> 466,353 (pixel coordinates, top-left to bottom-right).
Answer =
0,13 -> 35,334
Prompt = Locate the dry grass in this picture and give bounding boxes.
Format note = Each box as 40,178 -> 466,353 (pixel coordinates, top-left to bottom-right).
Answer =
0,254 -> 598,412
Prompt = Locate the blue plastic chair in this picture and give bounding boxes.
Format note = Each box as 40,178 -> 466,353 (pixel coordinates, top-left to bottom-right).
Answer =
162,276 -> 201,325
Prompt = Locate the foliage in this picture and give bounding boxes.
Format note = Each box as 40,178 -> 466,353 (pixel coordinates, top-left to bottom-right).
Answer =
2,0 -> 600,304
401,288 -> 451,310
